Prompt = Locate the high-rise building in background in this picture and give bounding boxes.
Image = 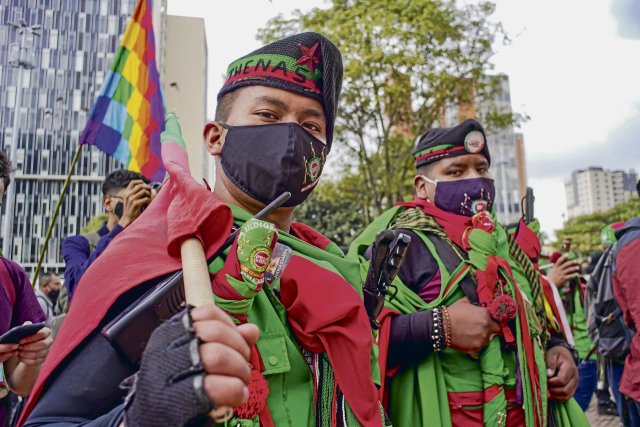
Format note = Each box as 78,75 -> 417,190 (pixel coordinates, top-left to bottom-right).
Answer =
565,167 -> 638,218
160,14 -> 209,182
440,74 -> 526,225
0,0 -> 208,275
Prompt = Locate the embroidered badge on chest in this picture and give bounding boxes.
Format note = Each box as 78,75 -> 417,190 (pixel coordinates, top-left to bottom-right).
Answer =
249,247 -> 271,273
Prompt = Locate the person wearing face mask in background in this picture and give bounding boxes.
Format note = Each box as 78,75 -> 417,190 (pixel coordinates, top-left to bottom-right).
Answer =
60,170 -> 153,301
350,119 -> 589,426
35,272 -> 61,326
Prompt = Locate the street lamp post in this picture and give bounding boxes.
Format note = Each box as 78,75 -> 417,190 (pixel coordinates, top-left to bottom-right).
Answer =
2,19 -> 40,257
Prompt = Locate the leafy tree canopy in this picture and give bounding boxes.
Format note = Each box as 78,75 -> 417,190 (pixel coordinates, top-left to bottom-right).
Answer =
553,197 -> 640,256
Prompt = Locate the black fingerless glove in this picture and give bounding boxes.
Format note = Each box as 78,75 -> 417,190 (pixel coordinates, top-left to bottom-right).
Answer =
123,309 -> 214,427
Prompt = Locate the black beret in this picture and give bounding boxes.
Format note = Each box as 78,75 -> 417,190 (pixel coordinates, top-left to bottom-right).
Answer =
412,119 -> 491,168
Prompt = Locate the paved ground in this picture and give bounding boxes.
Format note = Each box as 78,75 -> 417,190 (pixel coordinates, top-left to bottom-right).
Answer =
586,399 -> 623,427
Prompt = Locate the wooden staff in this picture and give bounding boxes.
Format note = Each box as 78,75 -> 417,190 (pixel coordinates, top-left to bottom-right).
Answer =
179,191 -> 291,422
180,237 -> 233,422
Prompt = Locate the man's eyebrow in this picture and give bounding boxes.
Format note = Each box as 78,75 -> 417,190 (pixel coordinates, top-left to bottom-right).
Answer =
302,108 -> 324,119
254,96 -> 289,112
445,162 -> 466,169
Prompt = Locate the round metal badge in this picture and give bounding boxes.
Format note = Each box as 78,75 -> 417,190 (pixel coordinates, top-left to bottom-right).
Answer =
464,130 -> 485,154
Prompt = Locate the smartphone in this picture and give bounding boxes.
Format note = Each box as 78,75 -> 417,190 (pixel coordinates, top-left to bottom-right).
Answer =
0,322 -> 45,344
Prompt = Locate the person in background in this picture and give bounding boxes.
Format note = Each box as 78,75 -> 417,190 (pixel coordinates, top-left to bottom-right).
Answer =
611,180 -> 640,424
61,170 -> 153,299
0,151 -> 52,422
34,272 -> 61,326
350,119 -> 586,426
583,251 -> 619,417
547,241 -> 596,412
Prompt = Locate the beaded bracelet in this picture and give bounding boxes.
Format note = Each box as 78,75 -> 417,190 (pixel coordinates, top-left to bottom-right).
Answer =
441,306 -> 452,349
431,308 -> 444,352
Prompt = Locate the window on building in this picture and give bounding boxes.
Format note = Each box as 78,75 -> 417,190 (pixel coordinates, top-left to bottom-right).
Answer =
49,29 -> 58,49
100,0 -> 108,16
6,87 -> 15,108
108,16 -> 117,34
75,51 -> 84,72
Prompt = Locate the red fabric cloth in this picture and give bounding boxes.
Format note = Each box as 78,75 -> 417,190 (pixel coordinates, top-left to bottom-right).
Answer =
289,221 -> 333,250
448,388 -> 525,427
613,238 -> 640,401
19,140 -> 235,424
514,219 -> 541,261
376,307 -> 400,407
280,255 -> 383,427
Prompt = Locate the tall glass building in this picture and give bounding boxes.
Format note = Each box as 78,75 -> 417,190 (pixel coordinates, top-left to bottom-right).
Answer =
0,0 -> 138,274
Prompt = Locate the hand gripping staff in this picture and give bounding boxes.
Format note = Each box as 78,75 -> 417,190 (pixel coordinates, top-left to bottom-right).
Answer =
102,192 -> 291,424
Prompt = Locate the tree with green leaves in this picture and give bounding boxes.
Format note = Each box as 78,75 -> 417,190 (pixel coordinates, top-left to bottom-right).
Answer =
259,0 -> 514,220
81,214 -> 108,234
554,197 -> 640,255
294,177 -> 368,249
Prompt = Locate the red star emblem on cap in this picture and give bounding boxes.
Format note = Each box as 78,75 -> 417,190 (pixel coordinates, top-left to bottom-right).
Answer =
296,42 -> 321,74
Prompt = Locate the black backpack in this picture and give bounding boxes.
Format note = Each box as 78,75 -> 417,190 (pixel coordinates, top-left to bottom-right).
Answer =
585,245 -> 633,361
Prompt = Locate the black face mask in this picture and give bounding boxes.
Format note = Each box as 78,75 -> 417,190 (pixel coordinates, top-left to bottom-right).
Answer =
48,288 -> 60,303
219,122 -> 327,207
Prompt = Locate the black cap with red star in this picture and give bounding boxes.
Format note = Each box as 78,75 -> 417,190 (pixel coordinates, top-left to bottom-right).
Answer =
217,32 -> 343,145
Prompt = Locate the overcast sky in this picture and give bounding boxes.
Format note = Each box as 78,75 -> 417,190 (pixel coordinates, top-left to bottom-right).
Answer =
166,0 -> 640,238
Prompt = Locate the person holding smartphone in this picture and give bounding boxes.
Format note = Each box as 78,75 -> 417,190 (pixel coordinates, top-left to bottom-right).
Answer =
0,151 -> 52,420
61,170 -> 154,300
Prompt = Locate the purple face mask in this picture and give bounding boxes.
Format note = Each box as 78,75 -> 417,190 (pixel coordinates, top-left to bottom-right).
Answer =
422,176 -> 496,216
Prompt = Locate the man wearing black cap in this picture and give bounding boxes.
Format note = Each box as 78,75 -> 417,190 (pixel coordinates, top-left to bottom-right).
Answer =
23,33 -> 385,427
350,119 -> 589,426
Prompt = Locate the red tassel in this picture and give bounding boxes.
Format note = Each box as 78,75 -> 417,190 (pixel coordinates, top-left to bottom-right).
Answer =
501,322 -> 515,343
489,294 -> 517,322
234,369 -> 270,419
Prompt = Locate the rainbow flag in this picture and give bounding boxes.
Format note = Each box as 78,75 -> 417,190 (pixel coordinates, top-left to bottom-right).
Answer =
80,0 -> 165,182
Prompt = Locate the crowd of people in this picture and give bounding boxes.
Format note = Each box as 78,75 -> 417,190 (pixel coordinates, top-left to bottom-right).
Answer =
0,31 -> 638,427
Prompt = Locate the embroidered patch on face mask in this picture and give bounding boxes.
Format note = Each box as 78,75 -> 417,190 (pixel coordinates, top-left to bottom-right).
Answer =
302,144 -> 326,192
471,199 -> 489,213
464,130 -> 485,154
307,156 -> 322,182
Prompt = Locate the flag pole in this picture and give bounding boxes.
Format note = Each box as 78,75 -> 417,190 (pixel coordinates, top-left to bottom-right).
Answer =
32,145 -> 83,285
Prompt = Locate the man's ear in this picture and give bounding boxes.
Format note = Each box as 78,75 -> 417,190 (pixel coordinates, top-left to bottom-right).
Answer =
414,175 -> 429,199
203,122 -> 224,156
103,195 -> 112,213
